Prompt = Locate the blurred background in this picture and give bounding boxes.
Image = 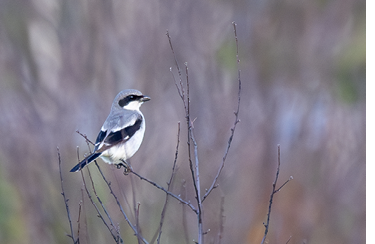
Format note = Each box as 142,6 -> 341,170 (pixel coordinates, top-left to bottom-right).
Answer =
0,0 -> 365,243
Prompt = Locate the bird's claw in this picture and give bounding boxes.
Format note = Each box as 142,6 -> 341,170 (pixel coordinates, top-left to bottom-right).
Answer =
116,160 -> 131,175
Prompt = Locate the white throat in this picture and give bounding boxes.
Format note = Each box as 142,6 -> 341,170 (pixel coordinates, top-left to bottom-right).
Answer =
123,101 -> 142,111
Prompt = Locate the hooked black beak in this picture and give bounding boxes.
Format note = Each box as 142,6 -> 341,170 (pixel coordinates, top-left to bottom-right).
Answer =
141,95 -> 151,102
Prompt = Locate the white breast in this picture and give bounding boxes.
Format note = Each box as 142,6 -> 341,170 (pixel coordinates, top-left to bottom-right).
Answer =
100,120 -> 145,165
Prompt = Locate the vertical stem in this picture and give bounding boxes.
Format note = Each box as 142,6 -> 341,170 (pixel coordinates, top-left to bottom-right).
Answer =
57,148 -> 76,243
186,64 -> 203,244
261,145 -> 280,244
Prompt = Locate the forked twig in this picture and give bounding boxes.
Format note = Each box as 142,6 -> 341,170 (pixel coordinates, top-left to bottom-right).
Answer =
167,23 -> 243,243
202,21 -> 241,202
71,24 -> 243,244
167,32 -> 204,243
261,145 -> 293,244
77,132 -> 147,243
166,31 -> 185,100
76,130 -> 94,145
93,161 -> 149,244
86,164 -> 122,242
81,168 -> 121,243
77,133 -> 124,242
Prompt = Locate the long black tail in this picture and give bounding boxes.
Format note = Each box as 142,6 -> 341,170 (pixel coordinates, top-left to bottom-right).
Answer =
70,153 -> 101,172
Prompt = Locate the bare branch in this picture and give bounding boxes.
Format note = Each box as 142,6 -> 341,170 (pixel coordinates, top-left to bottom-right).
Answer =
167,24 -> 244,243
153,122 -> 181,244
217,196 -> 225,244
130,168 -> 197,214
58,147 -> 77,243
86,163 -> 122,242
182,62 -> 203,244
202,21 -> 242,203
261,145 -> 293,244
80,164 -> 123,243
93,162 -> 149,244
167,34 -> 201,223
76,130 -> 95,145
166,31 -> 185,101
75,131 -> 148,243
77,199 -> 82,243
135,202 -> 142,244
189,124 -> 203,244
275,176 -> 293,193
77,140 -> 123,242
181,180 -> 190,244
81,170 -> 118,242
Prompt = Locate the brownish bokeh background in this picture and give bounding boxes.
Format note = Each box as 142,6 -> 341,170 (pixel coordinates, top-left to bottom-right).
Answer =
0,0 -> 365,243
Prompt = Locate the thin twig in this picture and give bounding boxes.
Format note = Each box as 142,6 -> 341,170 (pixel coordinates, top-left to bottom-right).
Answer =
285,236 -> 293,244
130,172 -> 139,235
77,148 -> 83,244
217,196 -> 225,244
167,38 -> 200,218
79,184 -> 88,244
135,202 -> 142,244
276,176 -> 293,193
86,163 -> 122,242
130,168 -> 197,214
202,22 -> 242,203
79,130 -> 144,242
57,147 -> 76,243
181,180 -> 190,244
167,40 -> 196,203
93,162 -> 148,244
153,122 -> 181,244
190,127 -> 203,244
170,59 -> 201,216
182,62 -> 203,244
81,168 -> 121,243
77,199 -> 82,243
76,130 -> 95,145
167,31 -> 185,101
78,139 -> 123,243
261,145 -> 293,244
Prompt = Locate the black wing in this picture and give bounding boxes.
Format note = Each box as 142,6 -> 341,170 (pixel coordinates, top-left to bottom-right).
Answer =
94,129 -> 107,150
104,116 -> 142,145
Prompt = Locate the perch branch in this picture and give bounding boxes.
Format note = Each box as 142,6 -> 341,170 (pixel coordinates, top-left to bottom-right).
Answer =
130,168 -> 197,214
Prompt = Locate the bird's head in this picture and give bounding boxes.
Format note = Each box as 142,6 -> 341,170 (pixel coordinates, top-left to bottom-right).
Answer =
114,89 -> 150,111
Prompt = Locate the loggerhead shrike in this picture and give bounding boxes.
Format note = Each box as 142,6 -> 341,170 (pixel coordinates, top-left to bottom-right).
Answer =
70,89 -> 150,172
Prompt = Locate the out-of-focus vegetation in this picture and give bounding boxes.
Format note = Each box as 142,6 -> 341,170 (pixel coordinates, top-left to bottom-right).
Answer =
0,0 -> 365,243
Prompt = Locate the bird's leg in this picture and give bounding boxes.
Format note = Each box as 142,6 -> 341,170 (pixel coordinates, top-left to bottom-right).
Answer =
116,160 -> 131,175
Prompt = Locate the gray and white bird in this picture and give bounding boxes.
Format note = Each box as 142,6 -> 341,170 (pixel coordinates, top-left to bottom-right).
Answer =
70,89 -> 150,172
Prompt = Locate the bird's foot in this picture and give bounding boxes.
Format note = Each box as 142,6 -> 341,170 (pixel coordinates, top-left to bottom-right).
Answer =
116,160 -> 131,175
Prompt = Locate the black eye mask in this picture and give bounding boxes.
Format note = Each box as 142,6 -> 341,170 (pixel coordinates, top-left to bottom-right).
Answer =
118,95 -> 141,107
